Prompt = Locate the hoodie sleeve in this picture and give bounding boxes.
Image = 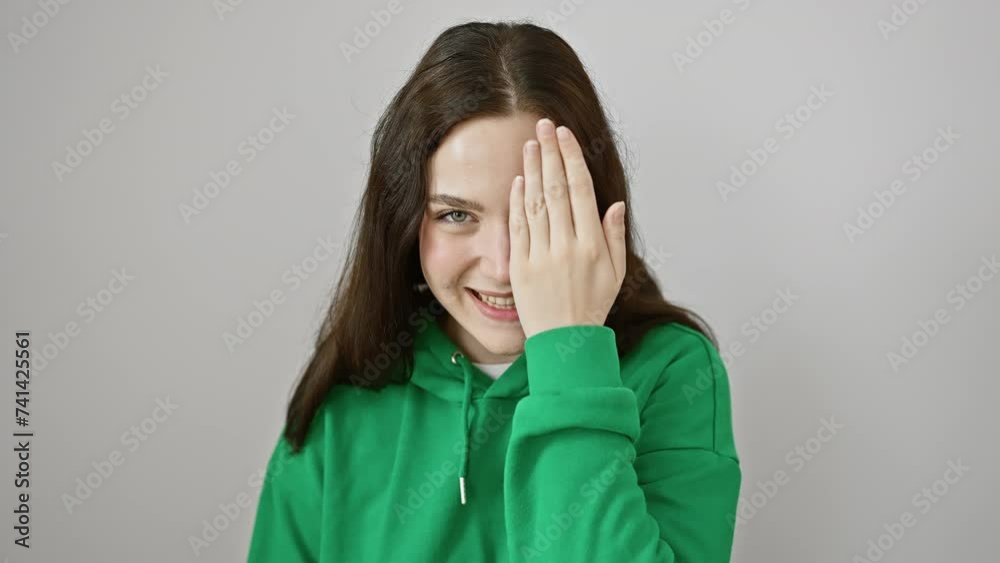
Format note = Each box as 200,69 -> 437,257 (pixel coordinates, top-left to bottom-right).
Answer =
247,429 -> 323,563
504,324 -> 741,563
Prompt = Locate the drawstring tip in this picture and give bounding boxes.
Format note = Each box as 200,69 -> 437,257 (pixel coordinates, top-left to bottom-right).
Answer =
459,476 -> 467,505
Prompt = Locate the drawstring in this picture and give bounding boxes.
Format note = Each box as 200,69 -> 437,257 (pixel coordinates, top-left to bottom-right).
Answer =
451,350 -> 473,505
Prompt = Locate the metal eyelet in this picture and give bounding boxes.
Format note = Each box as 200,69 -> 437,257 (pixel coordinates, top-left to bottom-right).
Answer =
451,351 -> 463,365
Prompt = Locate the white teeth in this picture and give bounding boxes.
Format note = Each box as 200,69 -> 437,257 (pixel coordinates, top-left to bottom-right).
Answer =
474,291 -> 515,308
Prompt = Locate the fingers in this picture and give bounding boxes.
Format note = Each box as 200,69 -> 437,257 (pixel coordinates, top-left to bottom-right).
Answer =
535,119 -> 574,247
522,138 -> 549,252
554,125 -> 602,244
602,202 -> 627,282
509,175 -> 529,264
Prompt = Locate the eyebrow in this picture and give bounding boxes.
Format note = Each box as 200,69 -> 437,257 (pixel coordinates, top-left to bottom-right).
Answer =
427,194 -> 485,213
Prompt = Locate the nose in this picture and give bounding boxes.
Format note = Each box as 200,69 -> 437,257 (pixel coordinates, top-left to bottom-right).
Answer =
479,221 -> 511,286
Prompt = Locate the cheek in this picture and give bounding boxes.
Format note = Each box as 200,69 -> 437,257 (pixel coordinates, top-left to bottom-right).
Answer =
420,226 -> 468,288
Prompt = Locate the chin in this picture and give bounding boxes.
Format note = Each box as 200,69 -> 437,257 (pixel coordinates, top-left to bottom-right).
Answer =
452,309 -> 525,356
476,329 -> 525,354
469,316 -> 526,347
435,286 -> 525,355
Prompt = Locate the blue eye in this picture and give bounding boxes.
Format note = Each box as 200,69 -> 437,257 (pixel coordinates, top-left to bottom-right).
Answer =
436,210 -> 472,224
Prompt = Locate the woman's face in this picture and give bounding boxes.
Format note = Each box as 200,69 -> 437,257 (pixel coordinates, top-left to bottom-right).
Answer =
420,111 -> 542,363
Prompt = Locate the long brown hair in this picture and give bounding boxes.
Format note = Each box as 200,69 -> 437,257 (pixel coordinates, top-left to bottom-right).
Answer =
284,20 -> 716,452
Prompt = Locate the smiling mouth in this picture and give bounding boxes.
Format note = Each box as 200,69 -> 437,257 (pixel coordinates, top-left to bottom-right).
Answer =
467,288 -> 516,309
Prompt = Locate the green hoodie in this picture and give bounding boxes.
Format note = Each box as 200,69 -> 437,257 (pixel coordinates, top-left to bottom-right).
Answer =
248,315 -> 741,562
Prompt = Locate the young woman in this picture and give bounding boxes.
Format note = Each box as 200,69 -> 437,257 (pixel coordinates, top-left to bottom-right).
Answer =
248,21 -> 740,563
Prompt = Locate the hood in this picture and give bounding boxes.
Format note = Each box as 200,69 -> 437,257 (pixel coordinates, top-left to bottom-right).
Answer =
407,316 -> 528,506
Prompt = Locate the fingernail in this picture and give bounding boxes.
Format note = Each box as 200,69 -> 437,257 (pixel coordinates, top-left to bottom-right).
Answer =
617,203 -> 626,223
538,118 -> 555,136
556,126 -> 570,140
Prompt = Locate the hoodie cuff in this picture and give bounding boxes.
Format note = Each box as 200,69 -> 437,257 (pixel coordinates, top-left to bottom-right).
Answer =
524,324 -> 621,394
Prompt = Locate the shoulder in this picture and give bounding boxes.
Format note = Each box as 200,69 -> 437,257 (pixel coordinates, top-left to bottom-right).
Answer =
261,384 -> 356,479
626,321 -> 723,384
626,322 -> 738,459
259,384 -> 370,481
306,381 -> 409,451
